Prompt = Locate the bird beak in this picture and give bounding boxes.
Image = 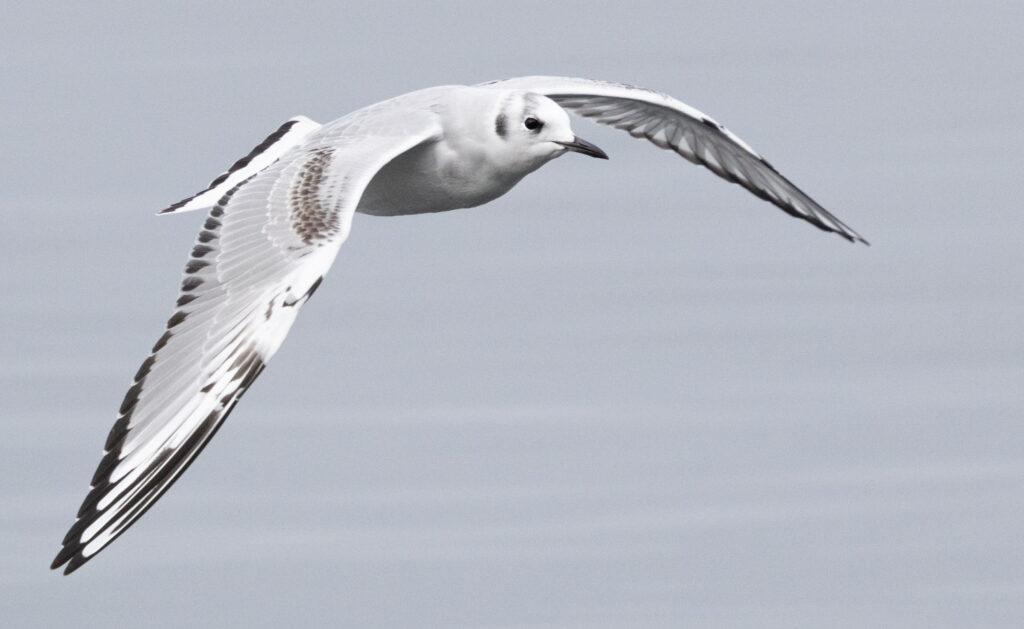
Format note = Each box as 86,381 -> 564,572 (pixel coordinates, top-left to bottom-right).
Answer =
555,136 -> 609,159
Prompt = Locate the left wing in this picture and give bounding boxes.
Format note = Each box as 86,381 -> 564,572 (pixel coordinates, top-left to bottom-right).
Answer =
481,76 -> 866,244
52,106 -> 442,574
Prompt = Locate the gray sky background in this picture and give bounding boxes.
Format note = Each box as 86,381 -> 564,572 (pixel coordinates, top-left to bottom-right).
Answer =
2,1 -> 1023,627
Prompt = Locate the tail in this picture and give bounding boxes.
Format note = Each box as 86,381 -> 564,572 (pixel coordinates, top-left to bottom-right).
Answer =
158,115 -> 322,215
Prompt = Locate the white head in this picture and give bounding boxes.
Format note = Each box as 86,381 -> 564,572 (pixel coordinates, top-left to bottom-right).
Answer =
487,90 -> 608,171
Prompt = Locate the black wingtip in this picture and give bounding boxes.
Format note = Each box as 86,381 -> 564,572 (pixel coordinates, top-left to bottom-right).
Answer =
63,552 -> 90,575
157,196 -> 195,215
50,547 -> 71,571
50,543 -> 82,574
840,229 -> 870,246
52,532 -> 100,575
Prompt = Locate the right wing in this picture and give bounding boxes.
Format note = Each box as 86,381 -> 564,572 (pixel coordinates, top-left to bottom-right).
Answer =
52,106 -> 442,574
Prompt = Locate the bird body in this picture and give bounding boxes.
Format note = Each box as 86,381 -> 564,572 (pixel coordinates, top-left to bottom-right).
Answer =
52,76 -> 865,574
355,86 -> 538,216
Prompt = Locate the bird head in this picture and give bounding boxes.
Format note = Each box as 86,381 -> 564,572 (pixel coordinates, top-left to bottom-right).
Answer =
491,91 -> 608,170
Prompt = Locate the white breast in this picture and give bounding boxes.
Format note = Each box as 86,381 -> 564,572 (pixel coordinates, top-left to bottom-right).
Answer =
356,120 -> 525,217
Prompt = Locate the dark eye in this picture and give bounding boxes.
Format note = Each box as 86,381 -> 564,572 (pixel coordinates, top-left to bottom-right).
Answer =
524,117 -> 543,131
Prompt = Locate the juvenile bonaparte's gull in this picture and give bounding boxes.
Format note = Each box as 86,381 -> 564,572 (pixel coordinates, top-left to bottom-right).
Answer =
52,76 -> 866,574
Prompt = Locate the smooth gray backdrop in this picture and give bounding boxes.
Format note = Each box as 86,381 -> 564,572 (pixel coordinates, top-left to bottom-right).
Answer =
3,1 -> 1022,627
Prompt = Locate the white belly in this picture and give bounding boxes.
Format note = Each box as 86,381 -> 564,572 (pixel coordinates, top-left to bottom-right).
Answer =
356,139 -> 527,216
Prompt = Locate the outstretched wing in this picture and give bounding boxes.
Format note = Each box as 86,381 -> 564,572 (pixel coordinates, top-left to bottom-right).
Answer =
159,115 -> 323,215
52,107 -> 442,574
480,76 -> 866,244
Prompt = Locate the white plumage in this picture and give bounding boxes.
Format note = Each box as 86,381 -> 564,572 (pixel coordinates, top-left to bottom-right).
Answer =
52,76 -> 865,574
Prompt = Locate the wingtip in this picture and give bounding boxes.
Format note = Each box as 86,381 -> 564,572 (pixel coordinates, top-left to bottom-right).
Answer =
50,544 -> 78,574
63,553 -> 89,575
156,201 -> 193,216
52,544 -> 94,575
844,230 -> 870,246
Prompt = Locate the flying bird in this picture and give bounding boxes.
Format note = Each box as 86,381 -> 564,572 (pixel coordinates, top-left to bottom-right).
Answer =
52,76 -> 866,574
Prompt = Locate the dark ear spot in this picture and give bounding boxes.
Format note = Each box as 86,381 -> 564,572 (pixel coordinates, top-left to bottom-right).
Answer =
495,113 -> 507,138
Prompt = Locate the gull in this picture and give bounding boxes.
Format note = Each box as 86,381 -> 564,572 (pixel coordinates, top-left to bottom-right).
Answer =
51,76 -> 866,574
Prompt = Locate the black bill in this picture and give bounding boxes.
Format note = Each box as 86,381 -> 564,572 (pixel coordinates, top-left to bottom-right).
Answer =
555,136 -> 609,159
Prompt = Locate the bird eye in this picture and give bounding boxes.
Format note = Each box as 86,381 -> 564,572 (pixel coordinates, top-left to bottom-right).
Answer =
524,117 -> 543,131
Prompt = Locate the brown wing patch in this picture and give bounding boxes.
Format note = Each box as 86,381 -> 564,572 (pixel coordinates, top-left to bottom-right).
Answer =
290,148 -> 341,244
